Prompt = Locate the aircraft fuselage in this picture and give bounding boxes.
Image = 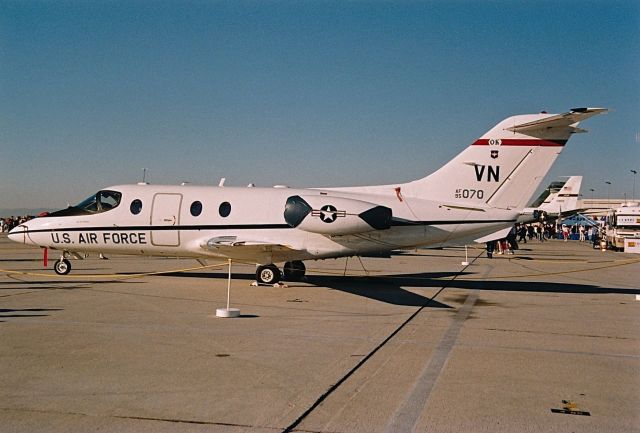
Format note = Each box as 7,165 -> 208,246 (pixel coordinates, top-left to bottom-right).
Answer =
10,183 -> 517,264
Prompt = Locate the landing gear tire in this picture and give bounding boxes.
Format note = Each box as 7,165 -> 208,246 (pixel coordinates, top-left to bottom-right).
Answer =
256,264 -> 281,285
283,261 -> 306,281
54,258 -> 71,275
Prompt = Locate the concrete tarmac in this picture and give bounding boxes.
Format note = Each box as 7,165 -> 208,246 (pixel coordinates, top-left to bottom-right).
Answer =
1,234 -> 639,432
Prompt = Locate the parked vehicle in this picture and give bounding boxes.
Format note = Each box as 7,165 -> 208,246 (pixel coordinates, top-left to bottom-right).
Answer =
604,202 -> 640,250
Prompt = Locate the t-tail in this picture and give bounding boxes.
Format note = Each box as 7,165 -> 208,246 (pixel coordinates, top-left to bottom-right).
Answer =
539,175 -> 583,214
401,108 -> 607,209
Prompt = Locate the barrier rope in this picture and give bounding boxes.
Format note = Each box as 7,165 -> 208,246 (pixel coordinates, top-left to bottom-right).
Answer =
0,251 -> 638,283
0,261 -> 230,280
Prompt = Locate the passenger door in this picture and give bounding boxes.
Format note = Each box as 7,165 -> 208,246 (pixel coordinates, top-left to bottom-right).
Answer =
150,193 -> 182,246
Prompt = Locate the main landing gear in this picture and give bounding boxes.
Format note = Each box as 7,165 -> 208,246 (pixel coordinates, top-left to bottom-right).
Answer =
255,261 -> 306,285
256,264 -> 281,285
283,260 -> 306,281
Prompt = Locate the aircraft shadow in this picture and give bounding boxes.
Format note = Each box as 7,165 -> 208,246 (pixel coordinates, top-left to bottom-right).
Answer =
163,271 -> 461,308
0,258 -> 44,262
305,274 -> 454,308
162,269 -> 640,307
0,308 -> 63,319
387,272 -> 640,295
0,280 -> 142,292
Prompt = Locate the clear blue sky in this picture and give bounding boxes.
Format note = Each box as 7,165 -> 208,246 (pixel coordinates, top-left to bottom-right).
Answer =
1,0 -> 638,210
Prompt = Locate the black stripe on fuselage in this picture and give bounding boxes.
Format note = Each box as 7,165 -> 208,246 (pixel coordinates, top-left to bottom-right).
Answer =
22,219 -> 517,235
23,224 -> 291,234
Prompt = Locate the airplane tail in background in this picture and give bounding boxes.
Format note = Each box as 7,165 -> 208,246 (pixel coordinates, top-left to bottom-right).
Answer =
539,175 -> 582,214
401,108 -> 606,210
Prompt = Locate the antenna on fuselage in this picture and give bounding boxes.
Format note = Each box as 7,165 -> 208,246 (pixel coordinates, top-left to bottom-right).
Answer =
219,178 -> 226,187
141,168 -> 148,183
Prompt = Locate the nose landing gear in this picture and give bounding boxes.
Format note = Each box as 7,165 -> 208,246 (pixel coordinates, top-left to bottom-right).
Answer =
54,257 -> 72,275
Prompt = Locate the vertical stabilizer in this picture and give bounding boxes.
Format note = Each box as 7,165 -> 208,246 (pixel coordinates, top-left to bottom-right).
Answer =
539,176 -> 583,214
401,108 -> 606,210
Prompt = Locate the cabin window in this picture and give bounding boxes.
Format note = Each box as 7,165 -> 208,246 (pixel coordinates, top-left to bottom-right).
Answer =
130,199 -> 143,215
190,201 -> 203,217
219,202 -> 231,217
75,190 -> 122,214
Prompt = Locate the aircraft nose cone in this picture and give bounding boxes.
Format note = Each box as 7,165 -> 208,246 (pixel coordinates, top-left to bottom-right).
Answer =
8,225 -> 27,244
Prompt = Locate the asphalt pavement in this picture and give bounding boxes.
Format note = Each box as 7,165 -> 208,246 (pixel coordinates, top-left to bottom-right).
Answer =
1,234 -> 638,432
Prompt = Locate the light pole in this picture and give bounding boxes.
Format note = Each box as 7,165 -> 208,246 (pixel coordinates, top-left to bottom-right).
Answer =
605,181 -> 612,205
589,188 -> 595,201
632,170 -> 638,201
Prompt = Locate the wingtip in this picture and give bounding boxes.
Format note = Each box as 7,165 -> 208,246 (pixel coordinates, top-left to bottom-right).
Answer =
570,107 -> 608,114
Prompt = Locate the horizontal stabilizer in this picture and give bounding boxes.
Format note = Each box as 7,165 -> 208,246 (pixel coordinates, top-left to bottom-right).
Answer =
506,108 -> 607,135
475,227 -> 512,244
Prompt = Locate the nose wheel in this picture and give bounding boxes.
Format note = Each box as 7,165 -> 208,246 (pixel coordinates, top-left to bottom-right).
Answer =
54,258 -> 72,275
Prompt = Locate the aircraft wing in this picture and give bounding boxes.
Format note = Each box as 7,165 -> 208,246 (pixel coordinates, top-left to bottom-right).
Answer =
474,227 -> 512,244
200,236 -> 300,263
506,107 -> 607,134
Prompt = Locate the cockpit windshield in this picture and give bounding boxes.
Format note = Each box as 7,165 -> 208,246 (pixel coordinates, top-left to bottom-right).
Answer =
43,190 -> 123,218
75,190 -> 122,213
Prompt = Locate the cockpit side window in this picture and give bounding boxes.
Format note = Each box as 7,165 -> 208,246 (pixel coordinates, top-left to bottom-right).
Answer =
76,190 -> 122,213
97,190 -> 121,211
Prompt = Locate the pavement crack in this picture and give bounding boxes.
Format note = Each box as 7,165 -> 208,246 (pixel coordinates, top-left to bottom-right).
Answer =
112,414 -> 279,429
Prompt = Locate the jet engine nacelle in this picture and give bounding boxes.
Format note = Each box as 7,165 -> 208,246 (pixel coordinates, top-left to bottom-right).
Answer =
284,195 -> 392,235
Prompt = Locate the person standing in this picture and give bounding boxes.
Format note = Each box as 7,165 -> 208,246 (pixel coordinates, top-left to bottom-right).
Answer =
518,224 -> 527,243
507,226 -> 518,254
486,241 -> 495,259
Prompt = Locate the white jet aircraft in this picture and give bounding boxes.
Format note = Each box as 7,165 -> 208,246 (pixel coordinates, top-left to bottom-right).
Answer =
520,175 -> 583,221
9,108 -> 607,284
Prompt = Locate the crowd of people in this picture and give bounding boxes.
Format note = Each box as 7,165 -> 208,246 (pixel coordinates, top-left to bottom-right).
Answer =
0,215 -> 34,232
486,221 -> 601,258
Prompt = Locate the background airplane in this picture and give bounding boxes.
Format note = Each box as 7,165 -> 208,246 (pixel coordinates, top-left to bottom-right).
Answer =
475,175 -> 584,243
519,175 -> 583,222
9,108 -> 607,284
